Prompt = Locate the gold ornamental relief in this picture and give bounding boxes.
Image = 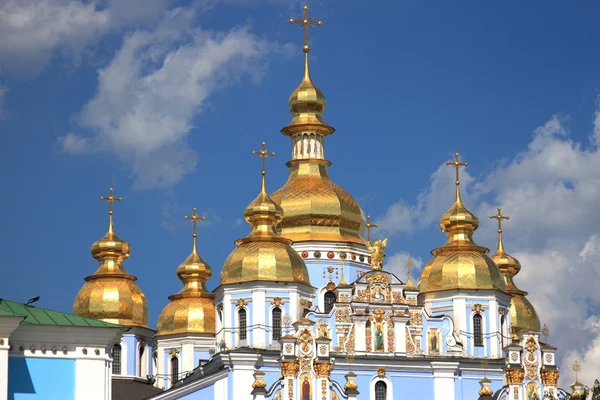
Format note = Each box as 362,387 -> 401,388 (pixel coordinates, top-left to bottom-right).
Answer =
541,370 -> 559,385
366,273 -> 391,285
281,361 -> 300,377
506,368 -> 525,385
301,356 -> 312,371
313,361 -> 333,377
525,337 -> 537,353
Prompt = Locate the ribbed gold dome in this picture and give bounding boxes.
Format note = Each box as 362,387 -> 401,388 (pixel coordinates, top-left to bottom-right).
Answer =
73,191 -> 148,327
489,207 -> 540,334
271,160 -> 366,244
220,162 -> 311,286
157,209 -> 215,336
418,156 -> 506,294
272,52 -> 366,245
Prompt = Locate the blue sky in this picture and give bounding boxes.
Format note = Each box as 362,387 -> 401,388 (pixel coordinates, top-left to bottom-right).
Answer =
2,0 -> 600,384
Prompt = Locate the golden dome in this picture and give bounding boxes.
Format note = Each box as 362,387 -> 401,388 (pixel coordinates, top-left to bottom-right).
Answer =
489,207 -> 540,333
157,208 -> 215,336
271,160 -> 366,244
220,148 -> 311,286
418,155 -> 506,294
73,189 -> 148,327
271,51 -> 366,245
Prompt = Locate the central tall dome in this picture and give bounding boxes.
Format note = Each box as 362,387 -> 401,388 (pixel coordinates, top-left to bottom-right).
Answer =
270,30 -> 366,245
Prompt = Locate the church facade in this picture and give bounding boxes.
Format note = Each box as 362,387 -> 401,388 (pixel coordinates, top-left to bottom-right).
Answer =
3,5 -> 578,400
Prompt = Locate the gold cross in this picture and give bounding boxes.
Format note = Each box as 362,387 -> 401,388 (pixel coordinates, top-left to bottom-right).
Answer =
252,141 -> 275,176
445,153 -> 468,186
405,256 -> 414,284
100,188 -> 122,215
481,358 -> 489,378
289,5 -> 323,53
489,207 -> 510,233
184,208 -> 205,238
365,215 -> 379,243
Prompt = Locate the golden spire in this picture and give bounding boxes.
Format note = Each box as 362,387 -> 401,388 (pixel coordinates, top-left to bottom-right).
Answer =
156,208 -> 215,336
405,256 -> 417,290
338,267 -> 349,287
73,188 -> 148,327
289,5 -> 323,54
489,207 -> 509,253
100,187 -> 122,236
488,208 -> 540,333
366,215 -> 379,243
418,154 -> 506,294
220,142 -> 311,286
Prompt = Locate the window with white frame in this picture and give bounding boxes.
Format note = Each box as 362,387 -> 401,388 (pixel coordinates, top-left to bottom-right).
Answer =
375,381 -> 387,400
473,313 -> 483,347
272,307 -> 282,341
239,308 -> 247,341
112,344 -> 121,375
171,356 -> 179,384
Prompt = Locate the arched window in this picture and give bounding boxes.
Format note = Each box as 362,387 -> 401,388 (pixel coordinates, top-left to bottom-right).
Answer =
138,344 -> 145,377
239,309 -> 247,341
324,291 -> 336,314
375,381 -> 387,400
112,344 -> 121,375
171,356 -> 179,384
473,314 -> 483,347
272,307 -> 282,341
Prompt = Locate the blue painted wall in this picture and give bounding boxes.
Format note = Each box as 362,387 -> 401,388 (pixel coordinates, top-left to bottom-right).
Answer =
8,357 -> 75,400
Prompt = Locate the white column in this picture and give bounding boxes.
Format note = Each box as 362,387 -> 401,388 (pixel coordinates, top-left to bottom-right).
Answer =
392,316 -> 409,354
154,343 -> 164,388
253,290 -> 266,348
289,291 -> 299,322
353,317 -> 367,352
453,298 -> 467,355
232,365 -> 255,400
431,362 -> 458,400
489,299 -> 499,358
75,348 -> 112,400
182,342 -> 195,374
223,293 -> 232,348
0,317 -> 22,400
214,374 -> 229,400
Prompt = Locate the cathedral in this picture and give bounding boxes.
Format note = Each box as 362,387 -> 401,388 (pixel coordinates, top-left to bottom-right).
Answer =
0,5 -> 585,400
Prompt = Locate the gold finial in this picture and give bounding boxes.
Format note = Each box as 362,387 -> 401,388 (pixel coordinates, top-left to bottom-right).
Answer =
184,208 -> 206,254
289,5 -> 323,54
542,324 -> 550,343
489,207 -> 510,253
481,358 -> 489,378
365,215 -> 379,243
571,360 -> 582,381
339,267 -> 348,286
252,141 -> 275,192
445,153 -> 468,202
100,187 -> 122,235
405,256 -> 415,288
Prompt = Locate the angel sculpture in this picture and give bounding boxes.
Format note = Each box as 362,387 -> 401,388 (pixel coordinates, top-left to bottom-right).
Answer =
367,238 -> 388,270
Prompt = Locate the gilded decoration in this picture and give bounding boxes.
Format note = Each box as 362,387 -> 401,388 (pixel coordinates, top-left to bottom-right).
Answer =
272,297 -> 285,306
472,304 -> 484,313
335,307 -> 351,323
344,378 -> 358,391
545,353 -> 553,363
301,356 -> 312,371
313,361 -> 332,377
525,337 -> 537,353
169,348 -> 180,356
479,386 -> 493,397
366,273 -> 391,285
526,363 -> 539,381
236,298 -> 247,308
406,328 -> 416,355
377,367 -> 386,377
281,361 -> 300,376
366,320 -> 372,352
321,380 -> 327,400
506,368 -> 525,385
353,290 -> 367,302
252,371 -> 267,389
73,188 -> 149,327
298,329 -> 313,354
541,370 -> 559,385
288,378 -> 294,400
367,239 -> 388,270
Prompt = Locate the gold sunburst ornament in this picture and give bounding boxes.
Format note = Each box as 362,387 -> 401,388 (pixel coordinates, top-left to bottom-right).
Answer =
571,360 -> 582,381
542,324 -> 550,343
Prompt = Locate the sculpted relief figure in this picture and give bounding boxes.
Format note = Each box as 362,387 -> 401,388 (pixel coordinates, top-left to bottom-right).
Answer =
367,238 -> 388,270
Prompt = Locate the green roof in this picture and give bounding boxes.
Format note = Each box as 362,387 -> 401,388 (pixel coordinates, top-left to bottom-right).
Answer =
0,299 -> 122,328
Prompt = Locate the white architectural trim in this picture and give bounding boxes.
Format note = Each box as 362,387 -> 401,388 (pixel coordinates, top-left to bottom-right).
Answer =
137,341 -> 148,378
148,369 -> 229,400
370,374 -> 394,400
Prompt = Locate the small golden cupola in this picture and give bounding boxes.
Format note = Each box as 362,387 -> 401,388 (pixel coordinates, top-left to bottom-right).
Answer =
156,208 -> 215,336
418,154 -> 506,294
73,188 -> 148,327
489,207 -> 540,334
220,142 -> 311,286
270,6 -> 366,245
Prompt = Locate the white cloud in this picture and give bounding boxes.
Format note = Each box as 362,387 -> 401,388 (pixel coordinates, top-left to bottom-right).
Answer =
60,7 -> 275,188
384,251 -> 423,285
380,108 -> 600,386
0,0 -> 173,76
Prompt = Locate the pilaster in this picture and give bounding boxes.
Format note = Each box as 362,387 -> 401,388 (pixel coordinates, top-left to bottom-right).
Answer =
353,316 -> 368,352
392,315 -> 409,354
431,361 -> 459,400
